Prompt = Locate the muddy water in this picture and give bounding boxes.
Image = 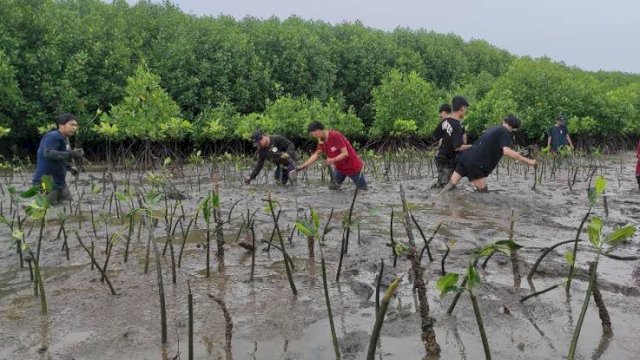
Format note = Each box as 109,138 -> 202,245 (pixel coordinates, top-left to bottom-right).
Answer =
1,153 -> 639,359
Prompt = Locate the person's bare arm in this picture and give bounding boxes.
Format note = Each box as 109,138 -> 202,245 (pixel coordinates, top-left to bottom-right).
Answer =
326,147 -> 349,164
296,151 -> 321,171
547,136 -> 552,148
503,147 -> 536,166
455,144 -> 472,151
566,134 -> 574,148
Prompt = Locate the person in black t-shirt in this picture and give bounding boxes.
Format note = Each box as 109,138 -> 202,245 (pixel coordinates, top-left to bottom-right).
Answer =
431,96 -> 472,188
439,115 -> 537,193
547,115 -> 574,153
244,131 -> 298,185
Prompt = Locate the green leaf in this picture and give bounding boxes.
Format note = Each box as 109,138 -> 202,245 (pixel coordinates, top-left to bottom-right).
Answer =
20,185 -> 40,198
606,225 -> 636,245
211,194 -> 220,208
477,245 -> 495,258
394,243 -> 409,257
41,175 -> 54,194
587,217 -> 603,247
163,157 -> 172,167
11,229 -> 24,241
0,215 -> 8,225
466,265 -> 481,290
295,222 -> 315,237
115,192 -> 128,202
594,175 -> 607,196
494,240 -> 523,250
323,226 -> 335,236
311,209 -> 320,231
437,273 -> 460,295
564,250 -> 575,265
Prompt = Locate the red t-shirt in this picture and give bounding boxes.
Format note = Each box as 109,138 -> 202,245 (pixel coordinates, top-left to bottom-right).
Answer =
315,130 -> 363,176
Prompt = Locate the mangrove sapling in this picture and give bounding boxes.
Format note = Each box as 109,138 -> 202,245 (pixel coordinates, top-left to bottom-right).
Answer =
147,213 -> 168,344
398,184 -> 440,356
375,258 -> 384,313
590,263 -> 612,336
75,232 -> 117,295
508,210 -> 521,288
266,193 -> 297,295
567,217 -> 635,359
187,280 -> 193,360
198,193 -> 214,278
414,218 -> 442,263
566,175 -> 606,290
295,208 -> 340,359
207,294 -> 233,351
438,240 -> 519,360
366,277 -> 401,360
177,217 -> 194,267
447,240 -> 522,314
12,229 -> 48,315
389,209 -> 397,267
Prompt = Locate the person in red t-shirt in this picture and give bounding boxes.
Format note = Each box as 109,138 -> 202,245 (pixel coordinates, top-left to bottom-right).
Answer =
293,121 -> 368,190
636,138 -> 640,190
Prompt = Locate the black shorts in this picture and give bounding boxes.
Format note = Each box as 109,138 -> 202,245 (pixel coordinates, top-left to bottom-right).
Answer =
455,160 -> 491,181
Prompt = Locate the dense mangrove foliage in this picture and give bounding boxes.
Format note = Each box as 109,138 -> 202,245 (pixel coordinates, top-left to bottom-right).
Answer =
0,0 -> 639,152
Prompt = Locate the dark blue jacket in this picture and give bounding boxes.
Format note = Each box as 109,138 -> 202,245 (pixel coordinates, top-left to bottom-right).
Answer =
33,130 -> 71,189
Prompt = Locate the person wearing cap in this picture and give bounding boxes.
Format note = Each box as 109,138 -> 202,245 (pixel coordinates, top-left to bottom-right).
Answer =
439,115 -> 537,193
547,115 -> 574,153
244,131 -> 298,185
293,121 -> 368,190
431,96 -> 472,188
32,113 -> 84,205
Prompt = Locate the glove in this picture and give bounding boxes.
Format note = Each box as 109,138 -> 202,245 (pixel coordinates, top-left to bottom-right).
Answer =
280,153 -> 290,160
244,176 -> 251,185
69,148 -> 84,160
69,166 -> 79,177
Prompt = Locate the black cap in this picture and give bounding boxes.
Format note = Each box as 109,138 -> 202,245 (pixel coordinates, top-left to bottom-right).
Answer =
555,115 -> 566,123
251,131 -> 263,146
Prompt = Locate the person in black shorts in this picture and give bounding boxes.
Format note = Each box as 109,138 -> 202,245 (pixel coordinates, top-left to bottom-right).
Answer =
441,115 -> 537,193
431,96 -> 472,188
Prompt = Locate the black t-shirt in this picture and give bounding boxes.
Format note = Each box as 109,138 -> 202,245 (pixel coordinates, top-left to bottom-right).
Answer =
460,125 -> 513,173
548,125 -> 569,150
249,135 -> 297,179
433,117 -> 464,162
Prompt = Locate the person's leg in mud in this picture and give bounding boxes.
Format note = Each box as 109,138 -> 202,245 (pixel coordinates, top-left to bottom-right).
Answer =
286,158 -> 298,185
46,188 -> 62,206
432,157 -> 453,189
274,165 -> 289,185
348,172 -> 368,190
329,169 -> 346,190
636,176 -> 640,190
470,177 -> 489,192
433,171 -> 463,201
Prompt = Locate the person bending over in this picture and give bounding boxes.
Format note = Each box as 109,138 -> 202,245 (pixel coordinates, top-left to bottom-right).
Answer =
294,121 -> 368,190
441,115 -> 536,193
244,131 -> 298,185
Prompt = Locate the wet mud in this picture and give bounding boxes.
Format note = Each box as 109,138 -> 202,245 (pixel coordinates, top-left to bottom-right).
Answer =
1,152 -> 639,359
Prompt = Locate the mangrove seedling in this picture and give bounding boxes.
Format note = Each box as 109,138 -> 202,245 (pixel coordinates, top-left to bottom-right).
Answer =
296,208 -> 339,359
567,216 -> 635,359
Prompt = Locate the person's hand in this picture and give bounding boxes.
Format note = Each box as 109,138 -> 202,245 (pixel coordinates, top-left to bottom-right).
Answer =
527,158 -> 537,166
70,148 -> 84,159
280,153 -> 289,160
243,176 -> 251,185
69,166 -> 79,177
324,158 -> 334,165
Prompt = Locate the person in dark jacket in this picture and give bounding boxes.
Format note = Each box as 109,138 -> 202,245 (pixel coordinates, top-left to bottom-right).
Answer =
32,113 -> 84,205
244,131 -> 298,185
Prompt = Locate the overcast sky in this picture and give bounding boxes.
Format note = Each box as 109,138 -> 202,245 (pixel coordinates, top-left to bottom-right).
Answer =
158,0 -> 639,74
